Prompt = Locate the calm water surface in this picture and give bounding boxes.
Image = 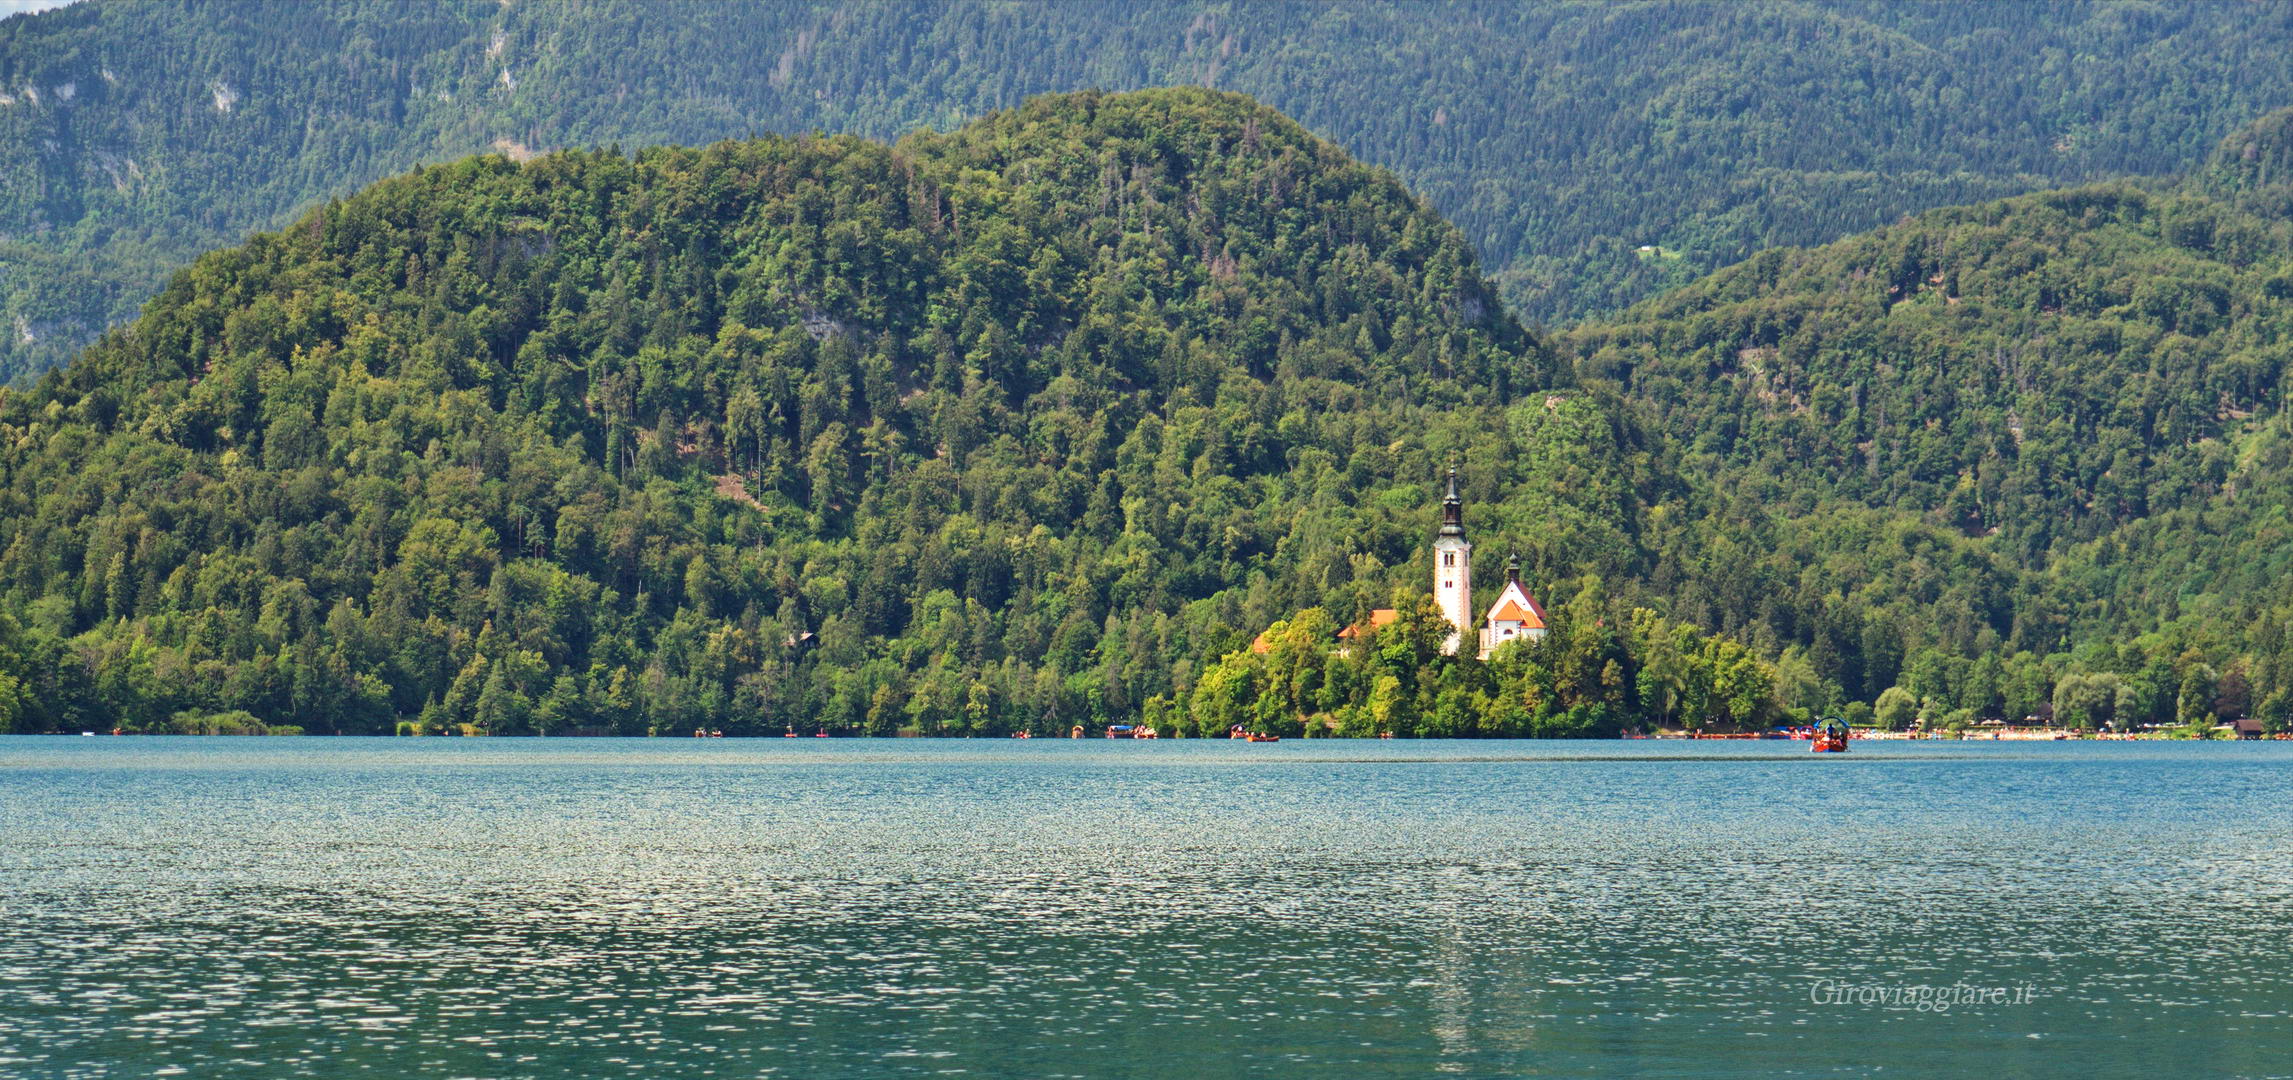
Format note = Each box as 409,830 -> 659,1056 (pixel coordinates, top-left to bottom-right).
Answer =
2,737 -> 2289,1078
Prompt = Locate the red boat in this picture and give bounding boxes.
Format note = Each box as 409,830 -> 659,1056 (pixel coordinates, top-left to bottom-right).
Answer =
1811,717 -> 1849,753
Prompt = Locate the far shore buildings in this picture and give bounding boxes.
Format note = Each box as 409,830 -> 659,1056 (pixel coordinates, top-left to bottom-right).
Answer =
1257,469 -> 1548,659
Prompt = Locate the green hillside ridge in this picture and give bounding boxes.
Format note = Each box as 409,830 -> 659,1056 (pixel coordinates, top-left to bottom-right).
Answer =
1557,106 -> 2293,728
5,90 -> 2292,737
0,88 -> 1652,735
1578,179 -> 2292,558
10,0 -> 2293,379
1202,106 -> 2293,739
2205,105 -> 2293,200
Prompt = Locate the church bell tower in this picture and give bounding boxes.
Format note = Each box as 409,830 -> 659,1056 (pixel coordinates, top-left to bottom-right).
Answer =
1432,466 -> 1472,655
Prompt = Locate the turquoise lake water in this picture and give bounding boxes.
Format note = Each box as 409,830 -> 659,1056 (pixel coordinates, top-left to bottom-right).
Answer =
2,737 -> 2289,1078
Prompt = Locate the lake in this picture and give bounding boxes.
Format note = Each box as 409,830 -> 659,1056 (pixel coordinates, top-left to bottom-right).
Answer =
2,737 -> 2289,1078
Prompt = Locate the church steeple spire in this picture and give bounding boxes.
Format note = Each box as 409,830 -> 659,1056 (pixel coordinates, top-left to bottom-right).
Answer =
1439,465 -> 1465,538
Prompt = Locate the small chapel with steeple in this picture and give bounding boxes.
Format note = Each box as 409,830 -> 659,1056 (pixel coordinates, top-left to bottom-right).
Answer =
1432,467 -> 1547,659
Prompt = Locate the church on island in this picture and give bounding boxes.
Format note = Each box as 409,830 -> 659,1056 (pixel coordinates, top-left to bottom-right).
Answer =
1430,467 -> 1548,659
1252,469 -> 1548,659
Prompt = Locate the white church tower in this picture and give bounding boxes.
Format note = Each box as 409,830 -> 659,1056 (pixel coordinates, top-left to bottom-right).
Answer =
1432,467 -> 1472,655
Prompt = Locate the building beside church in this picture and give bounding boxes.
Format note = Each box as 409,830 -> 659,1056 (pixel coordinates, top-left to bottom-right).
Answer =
1433,468 -> 1547,659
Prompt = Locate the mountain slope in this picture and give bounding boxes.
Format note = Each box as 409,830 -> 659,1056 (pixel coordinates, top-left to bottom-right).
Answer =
9,90 -> 2293,737
9,0 -> 2293,378
0,88 -> 1661,735
1576,108 -> 2293,725
1581,179 -> 2292,557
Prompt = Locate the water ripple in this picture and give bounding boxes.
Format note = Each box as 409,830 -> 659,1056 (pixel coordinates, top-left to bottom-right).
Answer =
2,738 -> 2290,1078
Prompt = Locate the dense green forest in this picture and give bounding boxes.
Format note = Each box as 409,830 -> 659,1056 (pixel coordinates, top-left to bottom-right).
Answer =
1182,106 -> 2293,740
1564,106 -> 2293,734
4,89 -> 2292,737
10,0 -> 2293,379
0,89 -> 1601,735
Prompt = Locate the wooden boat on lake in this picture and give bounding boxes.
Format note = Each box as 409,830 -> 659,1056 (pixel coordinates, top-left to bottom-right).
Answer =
1811,717 -> 1849,753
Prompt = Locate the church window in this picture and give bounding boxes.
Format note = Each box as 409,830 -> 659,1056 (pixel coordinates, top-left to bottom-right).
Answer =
1442,552 -> 1455,567
1442,580 -> 1452,590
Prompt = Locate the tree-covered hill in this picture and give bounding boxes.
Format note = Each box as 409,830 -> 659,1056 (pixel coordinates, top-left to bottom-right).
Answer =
1578,177 -> 2293,561
0,88 -> 1666,735
1570,107 -> 2293,729
7,88 -> 2293,738
9,0 -> 2293,379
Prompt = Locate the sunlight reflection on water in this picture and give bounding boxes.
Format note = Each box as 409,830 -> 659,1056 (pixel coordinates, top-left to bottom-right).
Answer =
2,737 -> 2289,1078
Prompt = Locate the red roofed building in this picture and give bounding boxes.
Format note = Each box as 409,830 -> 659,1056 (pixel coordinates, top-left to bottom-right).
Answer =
1253,473 -> 1549,661
1338,608 -> 1401,641
1477,555 -> 1548,658
1427,467 -> 1549,660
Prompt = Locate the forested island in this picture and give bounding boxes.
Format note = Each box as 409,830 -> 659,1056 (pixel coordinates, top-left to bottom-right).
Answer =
0,87 -> 2289,739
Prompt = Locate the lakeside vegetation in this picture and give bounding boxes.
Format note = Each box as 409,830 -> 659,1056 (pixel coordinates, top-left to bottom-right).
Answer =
1181,592 -> 1777,739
